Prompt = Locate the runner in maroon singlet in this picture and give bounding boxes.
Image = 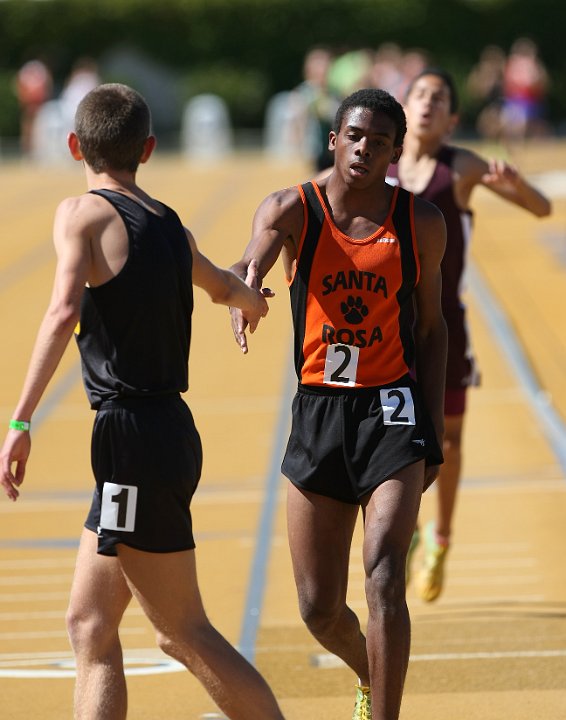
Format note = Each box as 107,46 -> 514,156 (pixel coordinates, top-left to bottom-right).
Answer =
388,68 -> 551,601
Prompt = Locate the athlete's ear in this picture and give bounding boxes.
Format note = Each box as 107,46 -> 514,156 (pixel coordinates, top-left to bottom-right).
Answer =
140,135 -> 156,164
67,132 -> 83,161
391,146 -> 403,165
328,130 -> 337,151
447,114 -> 460,137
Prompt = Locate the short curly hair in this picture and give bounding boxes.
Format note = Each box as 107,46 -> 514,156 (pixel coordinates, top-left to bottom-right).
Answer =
334,88 -> 407,146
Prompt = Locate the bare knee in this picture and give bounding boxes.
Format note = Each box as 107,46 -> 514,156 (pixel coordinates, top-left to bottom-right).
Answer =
443,416 -> 464,459
443,433 -> 462,459
365,553 -> 405,616
155,620 -> 212,670
297,586 -> 345,638
66,604 -> 120,657
156,630 -> 187,664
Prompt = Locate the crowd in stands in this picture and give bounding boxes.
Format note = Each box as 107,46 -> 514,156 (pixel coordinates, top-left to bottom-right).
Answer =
292,39 -> 550,169
13,38 -> 551,163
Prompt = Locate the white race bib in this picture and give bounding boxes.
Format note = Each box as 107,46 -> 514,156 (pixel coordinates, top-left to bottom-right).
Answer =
379,387 -> 416,425
323,343 -> 360,386
100,482 -> 138,532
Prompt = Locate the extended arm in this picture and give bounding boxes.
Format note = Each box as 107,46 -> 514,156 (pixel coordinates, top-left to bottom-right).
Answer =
187,229 -> 269,325
0,196 -> 92,500
229,187 -> 304,353
455,149 -> 551,217
413,200 -> 448,490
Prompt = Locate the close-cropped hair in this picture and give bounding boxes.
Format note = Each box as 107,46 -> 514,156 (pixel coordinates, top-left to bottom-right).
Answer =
74,83 -> 151,173
406,68 -> 459,114
334,88 -> 407,146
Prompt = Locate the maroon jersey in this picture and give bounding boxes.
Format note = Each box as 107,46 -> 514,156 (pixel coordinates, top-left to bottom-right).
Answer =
387,146 -> 476,389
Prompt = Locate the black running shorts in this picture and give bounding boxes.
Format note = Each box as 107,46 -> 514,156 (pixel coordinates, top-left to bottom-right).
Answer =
281,377 -> 443,504
85,395 -> 202,556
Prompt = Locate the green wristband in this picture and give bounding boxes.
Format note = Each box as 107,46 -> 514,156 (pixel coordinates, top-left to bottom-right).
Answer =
9,419 -> 30,431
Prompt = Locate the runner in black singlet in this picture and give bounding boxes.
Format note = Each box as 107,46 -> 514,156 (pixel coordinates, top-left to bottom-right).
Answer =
0,83 -> 286,720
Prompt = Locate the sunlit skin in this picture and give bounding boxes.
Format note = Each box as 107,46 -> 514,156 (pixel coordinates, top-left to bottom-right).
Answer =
403,75 -> 457,146
398,72 -> 551,574
329,108 -> 403,192
229,94 -> 449,718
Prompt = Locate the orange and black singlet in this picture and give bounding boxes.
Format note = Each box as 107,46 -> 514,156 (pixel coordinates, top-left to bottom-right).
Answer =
289,182 -> 420,388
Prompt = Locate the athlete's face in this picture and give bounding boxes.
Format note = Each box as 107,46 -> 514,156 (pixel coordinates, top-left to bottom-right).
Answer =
329,107 -> 402,188
404,75 -> 458,140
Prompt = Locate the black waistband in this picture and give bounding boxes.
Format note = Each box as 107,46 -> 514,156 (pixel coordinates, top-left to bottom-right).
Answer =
297,375 -> 414,397
97,393 -> 182,410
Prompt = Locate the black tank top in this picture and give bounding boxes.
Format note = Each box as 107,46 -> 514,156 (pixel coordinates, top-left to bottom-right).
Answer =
76,190 -> 193,409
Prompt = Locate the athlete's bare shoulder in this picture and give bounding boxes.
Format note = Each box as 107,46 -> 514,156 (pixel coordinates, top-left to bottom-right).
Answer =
257,185 -> 303,219
412,193 -> 445,224
253,184 -> 304,245
55,191 -> 119,232
412,194 -> 447,261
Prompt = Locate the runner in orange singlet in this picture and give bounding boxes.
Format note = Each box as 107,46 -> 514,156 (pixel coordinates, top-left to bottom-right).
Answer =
230,88 -> 448,720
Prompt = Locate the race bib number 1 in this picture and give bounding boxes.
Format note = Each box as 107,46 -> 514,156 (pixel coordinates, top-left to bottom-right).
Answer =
380,387 -> 416,425
323,344 -> 360,387
100,482 -> 138,532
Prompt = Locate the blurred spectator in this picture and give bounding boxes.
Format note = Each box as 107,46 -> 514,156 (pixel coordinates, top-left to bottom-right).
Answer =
15,58 -> 53,155
294,47 -> 341,170
396,48 -> 429,101
501,38 -> 549,141
370,43 -> 404,98
328,48 -> 374,98
60,57 -> 101,128
466,45 -> 506,140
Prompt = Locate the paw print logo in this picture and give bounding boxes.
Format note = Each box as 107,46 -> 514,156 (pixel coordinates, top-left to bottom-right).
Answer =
341,295 -> 369,325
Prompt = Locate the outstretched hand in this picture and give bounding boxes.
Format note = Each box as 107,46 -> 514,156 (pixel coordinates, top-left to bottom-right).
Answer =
230,259 -> 274,354
481,158 -> 521,192
0,430 -> 31,501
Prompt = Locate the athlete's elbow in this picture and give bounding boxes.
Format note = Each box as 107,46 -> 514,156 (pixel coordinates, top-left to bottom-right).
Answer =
46,302 -> 80,335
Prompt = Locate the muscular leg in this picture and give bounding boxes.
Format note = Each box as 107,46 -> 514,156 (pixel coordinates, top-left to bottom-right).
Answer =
436,413 -> 464,539
362,462 -> 424,720
66,528 -> 133,720
116,544 -> 284,720
287,484 -> 369,685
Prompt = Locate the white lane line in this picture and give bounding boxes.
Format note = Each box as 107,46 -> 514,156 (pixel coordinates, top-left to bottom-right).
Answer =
0,574 -> 73,586
447,558 -> 537,569
447,575 -> 541,586
0,558 -> 76,570
311,648 -> 566,669
0,503 -> 87,513
469,260 -> 566,473
0,608 -> 145,621
411,649 -> 566,662
350,594 -> 547,610
0,627 -> 146,640
0,648 -> 184,678
0,592 -> 69,602
438,542 -> 532,553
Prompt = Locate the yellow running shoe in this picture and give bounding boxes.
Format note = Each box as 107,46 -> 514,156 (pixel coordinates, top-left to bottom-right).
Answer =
405,527 -> 420,587
352,684 -> 372,720
416,521 -> 449,602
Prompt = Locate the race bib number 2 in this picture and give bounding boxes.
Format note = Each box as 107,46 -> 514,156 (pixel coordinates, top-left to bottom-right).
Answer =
380,387 -> 416,425
100,482 -> 138,532
323,343 -> 360,386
